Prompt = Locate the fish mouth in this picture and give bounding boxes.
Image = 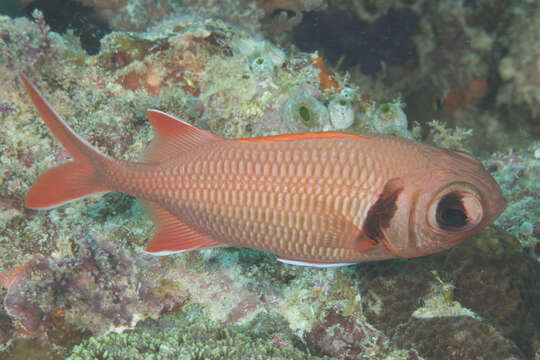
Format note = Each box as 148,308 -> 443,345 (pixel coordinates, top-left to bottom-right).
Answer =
483,193 -> 507,225
492,197 -> 507,220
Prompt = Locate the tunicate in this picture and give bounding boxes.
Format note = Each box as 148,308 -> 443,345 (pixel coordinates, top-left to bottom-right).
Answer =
282,91 -> 330,132
372,102 -> 411,138
250,54 -> 274,77
329,96 -> 355,129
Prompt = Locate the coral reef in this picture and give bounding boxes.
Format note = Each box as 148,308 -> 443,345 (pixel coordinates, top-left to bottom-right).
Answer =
0,0 -> 539,359
20,0 -> 171,35
329,0 -> 424,23
68,304 -> 329,360
0,239 -> 174,337
497,2 -> 540,135
359,226 -> 540,359
393,317 -> 522,360
488,146 -> 540,256
284,0 -> 540,151
423,120 -> 473,153
0,10 -> 58,77
305,308 -> 422,359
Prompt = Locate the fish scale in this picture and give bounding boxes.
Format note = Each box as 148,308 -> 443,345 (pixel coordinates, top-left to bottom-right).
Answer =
20,74 -> 506,266
102,139 -> 400,261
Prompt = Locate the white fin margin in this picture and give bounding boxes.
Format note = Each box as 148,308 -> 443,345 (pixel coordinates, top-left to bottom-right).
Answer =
277,258 -> 357,268
144,245 -> 229,257
144,249 -> 190,256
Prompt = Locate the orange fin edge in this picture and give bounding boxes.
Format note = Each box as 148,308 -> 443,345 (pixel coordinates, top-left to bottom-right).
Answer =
235,132 -> 370,143
142,110 -> 224,163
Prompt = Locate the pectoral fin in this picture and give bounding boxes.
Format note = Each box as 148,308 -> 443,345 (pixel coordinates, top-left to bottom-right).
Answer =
310,206 -> 380,253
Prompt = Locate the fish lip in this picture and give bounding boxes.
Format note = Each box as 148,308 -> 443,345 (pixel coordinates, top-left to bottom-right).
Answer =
495,197 -> 507,218
486,195 -> 507,224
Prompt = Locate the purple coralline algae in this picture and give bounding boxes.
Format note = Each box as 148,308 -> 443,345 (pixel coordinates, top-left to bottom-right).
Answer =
1,240 -> 174,337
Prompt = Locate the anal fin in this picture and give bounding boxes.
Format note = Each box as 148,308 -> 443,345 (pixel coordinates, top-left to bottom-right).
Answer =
141,201 -> 224,255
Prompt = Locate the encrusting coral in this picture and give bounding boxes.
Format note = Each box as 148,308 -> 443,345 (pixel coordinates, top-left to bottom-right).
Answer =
358,226 -> 540,359
488,146 -> 540,257
67,304 -> 331,360
0,239 -> 175,337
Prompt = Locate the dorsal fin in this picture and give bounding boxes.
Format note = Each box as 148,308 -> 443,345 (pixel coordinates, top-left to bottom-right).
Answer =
234,132 -> 370,143
142,110 -> 223,163
141,200 -> 225,255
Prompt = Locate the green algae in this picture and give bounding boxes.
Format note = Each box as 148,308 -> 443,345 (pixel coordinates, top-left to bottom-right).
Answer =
67,304 -> 331,360
96,32 -> 159,70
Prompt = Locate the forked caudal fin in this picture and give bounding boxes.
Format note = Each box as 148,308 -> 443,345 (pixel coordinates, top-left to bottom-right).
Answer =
20,73 -> 113,209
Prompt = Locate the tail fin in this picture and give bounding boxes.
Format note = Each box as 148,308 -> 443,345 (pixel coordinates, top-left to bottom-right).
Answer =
20,73 -> 112,209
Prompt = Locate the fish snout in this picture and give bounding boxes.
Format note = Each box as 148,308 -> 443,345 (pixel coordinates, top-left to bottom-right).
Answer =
484,190 -> 507,224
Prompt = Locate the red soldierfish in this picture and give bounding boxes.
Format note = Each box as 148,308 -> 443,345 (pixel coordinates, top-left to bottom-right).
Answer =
20,74 -> 506,267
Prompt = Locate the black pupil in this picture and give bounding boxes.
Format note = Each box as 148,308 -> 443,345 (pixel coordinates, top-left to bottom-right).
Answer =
436,192 -> 469,230
440,208 -> 467,228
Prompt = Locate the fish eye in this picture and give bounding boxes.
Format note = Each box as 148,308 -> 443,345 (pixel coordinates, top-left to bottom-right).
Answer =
429,186 -> 484,233
436,192 -> 469,230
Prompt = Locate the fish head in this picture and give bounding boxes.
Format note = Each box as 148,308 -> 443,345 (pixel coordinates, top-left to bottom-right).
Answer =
381,149 -> 506,258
